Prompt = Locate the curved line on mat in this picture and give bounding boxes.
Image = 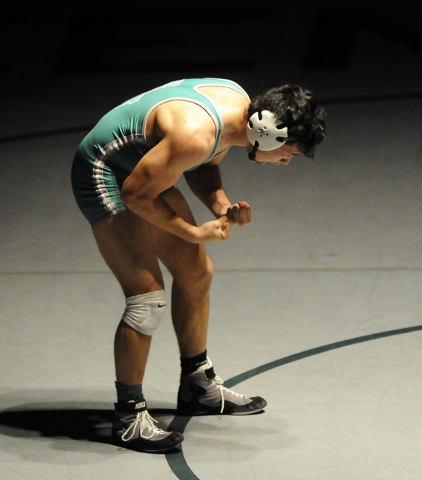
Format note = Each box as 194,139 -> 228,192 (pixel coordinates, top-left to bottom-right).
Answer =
166,324 -> 422,480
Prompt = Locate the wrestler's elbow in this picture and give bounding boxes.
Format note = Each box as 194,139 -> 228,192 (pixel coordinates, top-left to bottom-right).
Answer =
120,183 -> 137,209
121,183 -> 157,221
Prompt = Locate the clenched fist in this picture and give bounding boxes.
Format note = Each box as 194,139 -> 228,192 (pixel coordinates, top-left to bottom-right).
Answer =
224,201 -> 252,226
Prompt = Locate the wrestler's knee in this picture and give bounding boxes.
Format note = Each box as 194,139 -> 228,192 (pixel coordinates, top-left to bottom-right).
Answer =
175,252 -> 214,290
199,254 -> 214,286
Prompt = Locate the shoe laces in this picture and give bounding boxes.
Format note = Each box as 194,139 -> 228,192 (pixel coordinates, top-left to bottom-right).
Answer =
211,374 -> 248,414
121,410 -> 166,442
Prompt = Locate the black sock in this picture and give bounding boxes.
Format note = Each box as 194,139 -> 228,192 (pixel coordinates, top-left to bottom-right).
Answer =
115,381 -> 144,403
181,350 -> 208,374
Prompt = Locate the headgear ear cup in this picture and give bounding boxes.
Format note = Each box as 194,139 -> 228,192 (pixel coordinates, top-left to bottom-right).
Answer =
246,110 -> 289,151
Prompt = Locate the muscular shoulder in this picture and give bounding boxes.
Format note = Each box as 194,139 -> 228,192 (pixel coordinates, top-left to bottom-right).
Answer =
151,100 -> 217,159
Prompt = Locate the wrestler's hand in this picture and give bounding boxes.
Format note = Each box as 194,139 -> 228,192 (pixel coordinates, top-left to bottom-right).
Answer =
196,216 -> 231,243
225,201 -> 252,226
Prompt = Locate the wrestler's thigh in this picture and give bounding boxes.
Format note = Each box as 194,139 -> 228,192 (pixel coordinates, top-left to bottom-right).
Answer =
92,209 -> 164,297
150,187 -> 211,278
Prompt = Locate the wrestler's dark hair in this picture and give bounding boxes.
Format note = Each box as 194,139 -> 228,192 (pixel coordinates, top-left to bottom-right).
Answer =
247,85 -> 326,157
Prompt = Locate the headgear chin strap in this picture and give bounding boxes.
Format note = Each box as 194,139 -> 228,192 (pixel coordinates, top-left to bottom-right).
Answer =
248,142 -> 259,161
247,110 -> 290,158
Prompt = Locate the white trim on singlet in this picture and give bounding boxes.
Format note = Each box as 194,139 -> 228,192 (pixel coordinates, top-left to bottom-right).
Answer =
92,134 -> 148,215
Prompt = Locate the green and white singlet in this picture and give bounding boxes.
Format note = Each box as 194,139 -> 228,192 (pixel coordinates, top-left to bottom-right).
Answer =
71,78 -> 249,226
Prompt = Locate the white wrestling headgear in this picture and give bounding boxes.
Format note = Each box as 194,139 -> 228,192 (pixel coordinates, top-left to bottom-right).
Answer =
246,110 -> 289,151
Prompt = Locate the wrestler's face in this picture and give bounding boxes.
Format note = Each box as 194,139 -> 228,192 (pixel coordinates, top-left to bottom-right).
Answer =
247,143 -> 301,165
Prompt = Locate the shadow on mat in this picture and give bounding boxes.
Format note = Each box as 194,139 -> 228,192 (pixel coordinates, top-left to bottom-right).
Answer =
0,406 -> 178,446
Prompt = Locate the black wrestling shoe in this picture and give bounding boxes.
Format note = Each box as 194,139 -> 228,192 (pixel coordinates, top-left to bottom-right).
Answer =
112,400 -> 183,452
177,358 -> 267,416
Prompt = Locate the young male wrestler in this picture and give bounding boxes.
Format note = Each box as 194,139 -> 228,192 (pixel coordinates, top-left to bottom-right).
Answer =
71,78 -> 326,452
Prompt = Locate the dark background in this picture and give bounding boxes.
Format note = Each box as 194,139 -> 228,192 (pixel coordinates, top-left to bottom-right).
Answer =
1,1 -> 421,140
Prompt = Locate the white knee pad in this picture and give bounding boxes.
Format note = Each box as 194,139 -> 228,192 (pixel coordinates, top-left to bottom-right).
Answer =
122,290 -> 167,336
